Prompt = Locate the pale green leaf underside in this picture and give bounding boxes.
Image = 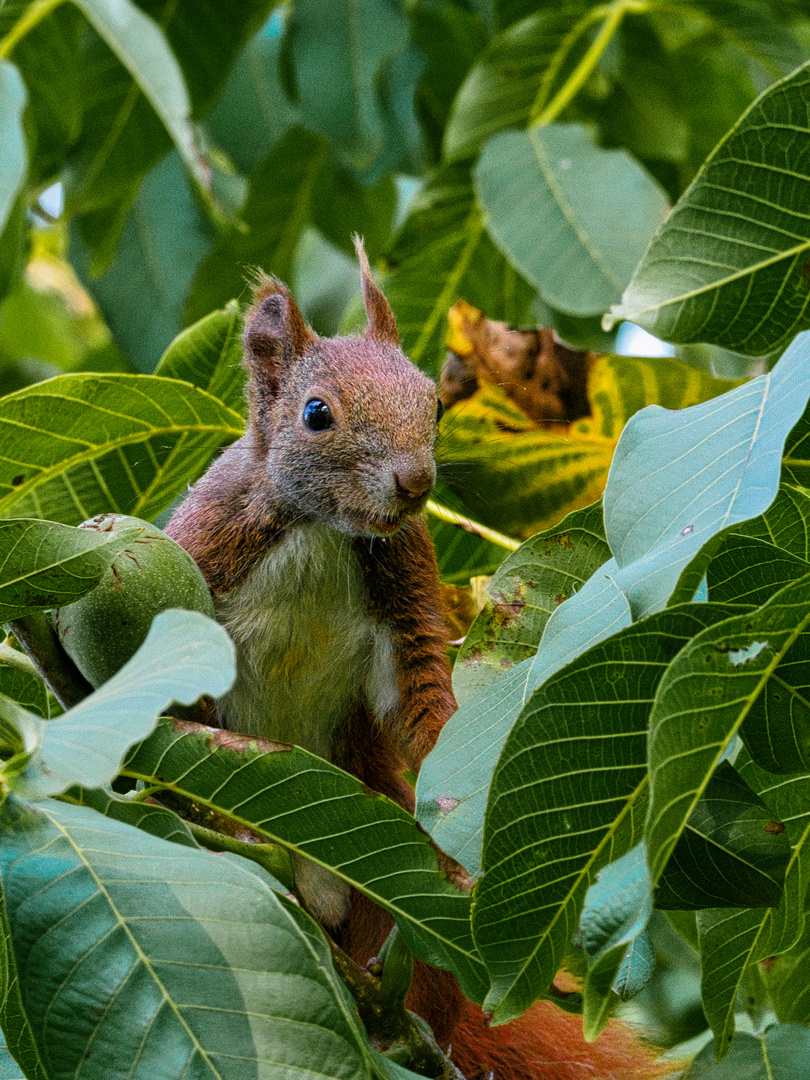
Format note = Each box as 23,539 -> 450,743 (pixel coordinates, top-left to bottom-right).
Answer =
9,609 -> 235,798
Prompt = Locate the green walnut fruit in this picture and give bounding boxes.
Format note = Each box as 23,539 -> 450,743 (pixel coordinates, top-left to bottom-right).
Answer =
55,513 -> 215,688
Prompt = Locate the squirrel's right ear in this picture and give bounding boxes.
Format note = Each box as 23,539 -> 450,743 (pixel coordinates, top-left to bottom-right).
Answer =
244,277 -> 315,394
353,235 -> 399,346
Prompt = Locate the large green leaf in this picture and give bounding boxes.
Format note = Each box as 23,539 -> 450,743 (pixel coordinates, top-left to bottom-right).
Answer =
154,303 -> 247,419
695,750 -> 810,1053
453,501 -> 610,705
0,516 -> 143,621
4,609 -> 235,799
646,571 -> 810,898
475,124 -> 668,317
1,3 -> 83,186
737,484 -> 810,560
0,62 -> 25,239
0,796 -> 380,1080
442,6 -> 585,162
382,163 -> 535,376
71,150 -> 215,373
134,0 -> 273,119
472,603 -> 738,1022
286,0 -> 410,175
186,127 -> 328,323
707,533 -> 810,609
417,332 -> 810,876
123,717 -> 488,1004
606,60 -> 810,355
680,1024 -> 810,1079
653,760 -> 789,910
204,15 -> 298,177
0,373 -> 244,526
64,0 -> 216,256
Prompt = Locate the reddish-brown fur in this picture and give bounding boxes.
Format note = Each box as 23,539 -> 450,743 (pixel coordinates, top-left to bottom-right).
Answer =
167,245 -> 666,1080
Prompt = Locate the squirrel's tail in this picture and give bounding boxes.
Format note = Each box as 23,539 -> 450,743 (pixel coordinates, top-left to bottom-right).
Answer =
448,995 -> 668,1080
343,893 -> 669,1080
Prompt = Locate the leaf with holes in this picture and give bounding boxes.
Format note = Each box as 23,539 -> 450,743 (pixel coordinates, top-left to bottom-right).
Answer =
0,374 -> 243,526
453,501 -> 610,706
472,604 -> 737,1022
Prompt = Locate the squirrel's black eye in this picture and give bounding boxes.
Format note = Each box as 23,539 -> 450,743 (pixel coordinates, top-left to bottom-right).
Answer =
436,398 -> 445,423
303,398 -> 334,431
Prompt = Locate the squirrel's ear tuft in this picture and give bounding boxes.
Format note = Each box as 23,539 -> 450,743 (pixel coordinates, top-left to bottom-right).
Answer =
244,276 -> 315,393
353,235 -> 399,347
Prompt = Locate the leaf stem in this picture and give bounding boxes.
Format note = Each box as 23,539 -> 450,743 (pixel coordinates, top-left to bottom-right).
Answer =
6,613 -> 92,709
426,499 -> 520,551
184,818 -> 295,891
0,0 -> 67,59
0,638 -> 40,680
531,0 -> 651,127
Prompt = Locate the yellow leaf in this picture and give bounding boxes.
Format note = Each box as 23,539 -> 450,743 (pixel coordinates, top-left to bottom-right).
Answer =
438,353 -> 740,537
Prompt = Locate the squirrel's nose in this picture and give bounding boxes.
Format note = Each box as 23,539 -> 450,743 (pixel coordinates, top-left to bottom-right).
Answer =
394,465 -> 434,501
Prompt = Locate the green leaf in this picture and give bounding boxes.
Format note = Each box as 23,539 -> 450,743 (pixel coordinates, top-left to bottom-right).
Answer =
133,0 -> 274,119
680,1024 -> 810,1079
0,373 -> 244,526
605,60 -> 810,355
688,739 -> 810,1052
123,717 -> 488,1004
0,796 -> 380,1079
6,2 -> 83,185
418,333 -> 810,876
71,150 -> 215,373
654,760 -> 790,910
287,0 -> 410,175
579,842 -> 654,1035
453,501 -> 610,706
204,15 -> 298,177
0,62 -> 25,240
707,533 -> 810,607
737,484 -> 810,560
472,603 -> 737,1022
154,303 -> 247,419
646,571 -> 810,897
6,609 -> 235,798
69,785 -> 200,849
313,167 -> 397,263
783,404 -> 810,490
383,162 -> 535,376
66,0 -> 214,240
443,6 -> 585,162
186,127 -> 328,324
475,124 -> 668,317
0,516 -> 143,621
0,642 -> 58,720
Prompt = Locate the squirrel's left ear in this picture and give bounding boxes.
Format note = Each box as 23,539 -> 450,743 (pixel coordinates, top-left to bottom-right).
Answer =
353,235 -> 399,347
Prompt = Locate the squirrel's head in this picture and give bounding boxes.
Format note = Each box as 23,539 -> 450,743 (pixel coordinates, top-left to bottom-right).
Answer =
242,238 -> 442,537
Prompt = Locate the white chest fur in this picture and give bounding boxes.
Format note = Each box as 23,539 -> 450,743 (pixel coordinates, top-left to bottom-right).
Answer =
215,523 -> 399,760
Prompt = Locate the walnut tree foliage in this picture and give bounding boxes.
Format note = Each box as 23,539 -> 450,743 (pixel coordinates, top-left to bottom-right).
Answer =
1,1 -> 810,1077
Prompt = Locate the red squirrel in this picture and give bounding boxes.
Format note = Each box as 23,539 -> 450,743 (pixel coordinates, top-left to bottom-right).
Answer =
166,240 -> 665,1080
